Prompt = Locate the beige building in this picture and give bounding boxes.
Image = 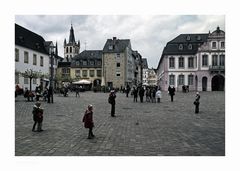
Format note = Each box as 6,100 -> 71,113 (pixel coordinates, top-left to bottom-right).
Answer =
102,37 -> 135,89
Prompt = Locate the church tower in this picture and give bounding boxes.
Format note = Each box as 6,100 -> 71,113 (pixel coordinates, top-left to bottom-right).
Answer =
64,24 -> 80,61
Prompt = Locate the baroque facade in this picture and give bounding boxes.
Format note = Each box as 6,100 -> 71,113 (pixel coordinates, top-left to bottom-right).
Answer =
157,26 -> 225,91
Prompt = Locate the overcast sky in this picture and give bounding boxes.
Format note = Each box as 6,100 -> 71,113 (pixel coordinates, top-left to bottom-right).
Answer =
15,15 -> 225,68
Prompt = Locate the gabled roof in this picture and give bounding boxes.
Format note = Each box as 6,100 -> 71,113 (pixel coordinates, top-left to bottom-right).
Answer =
142,58 -> 148,69
103,38 -> 130,53
162,33 -> 209,55
15,23 -> 49,55
73,50 -> 102,60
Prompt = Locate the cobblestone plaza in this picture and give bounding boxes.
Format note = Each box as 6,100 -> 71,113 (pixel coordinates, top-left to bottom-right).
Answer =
15,91 -> 225,156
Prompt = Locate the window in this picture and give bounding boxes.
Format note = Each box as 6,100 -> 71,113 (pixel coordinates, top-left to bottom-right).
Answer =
186,35 -> 191,41
178,75 -> 184,85
109,45 -> 113,50
116,72 -> 121,77
76,61 -> 80,66
178,57 -> 184,68
24,77 -> 28,84
90,70 -> 95,77
90,61 -> 94,66
70,47 -> 72,53
83,61 -> 87,66
97,61 -> 101,66
169,57 -> 175,68
188,75 -> 193,85
212,55 -> 218,66
188,44 -> 192,50
197,35 -> 201,41
15,48 -> 19,62
33,78 -> 36,84
221,42 -> 225,48
33,54 -> 37,65
75,70 -> 80,77
82,70 -> 88,77
169,75 -> 175,85
220,55 -> 225,66
24,51 -> 29,63
97,70 -> 101,77
179,44 -> 183,50
212,42 -> 217,49
202,55 -> 208,67
40,56 -> 43,66
66,47 -> 69,53
188,57 -> 194,68
15,73 -> 19,84
117,63 -> 120,67
116,53 -> 120,59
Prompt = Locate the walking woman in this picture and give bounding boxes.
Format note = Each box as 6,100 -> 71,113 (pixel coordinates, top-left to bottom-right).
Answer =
82,104 -> 95,139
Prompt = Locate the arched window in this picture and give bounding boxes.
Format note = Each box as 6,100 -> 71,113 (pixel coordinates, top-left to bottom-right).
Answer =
188,44 -> 192,50
179,44 -> 183,50
70,47 -> 72,53
66,47 -> 69,53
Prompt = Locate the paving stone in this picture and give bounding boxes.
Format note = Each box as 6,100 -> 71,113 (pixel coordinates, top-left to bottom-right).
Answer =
15,91 -> 225,156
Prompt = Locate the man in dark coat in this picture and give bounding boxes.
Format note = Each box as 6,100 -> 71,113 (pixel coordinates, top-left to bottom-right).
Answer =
194,92 -> 201,113
133,87 -> 138,102
47,86 -> 53,103
32,101 -> 44,132
126,85 -> 130,97
108,90 -> 116,117
139,87 -> 145,103
168,85 -> 176,102
82,104 -> 94,139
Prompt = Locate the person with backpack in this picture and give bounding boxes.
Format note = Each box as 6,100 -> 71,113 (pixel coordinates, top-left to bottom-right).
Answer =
32,101 -> 44,132
82,104 -> 95,139
108,90 -> 116,117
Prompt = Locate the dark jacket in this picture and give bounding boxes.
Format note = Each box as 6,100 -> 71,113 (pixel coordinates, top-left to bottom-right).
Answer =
32,105 -> 43,122
168,86 -> 175,96
82,110 -> 94,128
108,93 -> 116,105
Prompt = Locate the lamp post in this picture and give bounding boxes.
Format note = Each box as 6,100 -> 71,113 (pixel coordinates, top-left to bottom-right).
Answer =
49,45 -> 55,103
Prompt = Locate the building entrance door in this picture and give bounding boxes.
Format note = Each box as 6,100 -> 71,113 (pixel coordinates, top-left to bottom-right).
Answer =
211,75 -> 225,91
202,77 -> 207,91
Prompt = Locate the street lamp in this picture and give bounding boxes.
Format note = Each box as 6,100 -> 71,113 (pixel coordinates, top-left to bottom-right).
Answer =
49,45 -> 55,103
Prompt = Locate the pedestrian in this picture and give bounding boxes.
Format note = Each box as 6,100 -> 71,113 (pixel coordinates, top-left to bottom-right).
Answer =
133,87 -> 138,102
168,85 -> 176,102
156,89 -> 162,103
145,88 -> 150,102
139,86 -> 145,103
126,85 -> 130,97
108,90 -> 116,117
32,101 -> 44,132
82,104 -> 95,139
76,86 -> 80,97
151,88 -> 156,103
194,92 -> 201,114
47,86 -> 53,103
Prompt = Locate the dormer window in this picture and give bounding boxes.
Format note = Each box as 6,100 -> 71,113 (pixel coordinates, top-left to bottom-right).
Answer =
35,43 -> 40,49
188,44 -> 192,50
179,44 -> 183,50
197,35 -> 201,41
109,45 -> 113,50
186,35 -> 191,41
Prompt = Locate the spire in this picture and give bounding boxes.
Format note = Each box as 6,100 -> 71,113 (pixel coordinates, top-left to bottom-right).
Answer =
64,38 -> 66,46
55,41 -> 58,56
69,24 -> 76,43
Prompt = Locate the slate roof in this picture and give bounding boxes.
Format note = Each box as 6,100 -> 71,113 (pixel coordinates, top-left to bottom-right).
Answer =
163,33 -> 209,55
58,61 -> 71,68
71,50 -> 102,68
103,38 -> 130,53
142,58 -> 148,69
15,23 -> 49,55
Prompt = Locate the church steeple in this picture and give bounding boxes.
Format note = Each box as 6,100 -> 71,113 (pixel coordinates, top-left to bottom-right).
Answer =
69,24 -> 76,44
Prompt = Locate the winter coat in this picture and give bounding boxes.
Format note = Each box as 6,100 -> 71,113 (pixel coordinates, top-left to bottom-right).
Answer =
82,110 -> 94,128
156,90 -> 162,98
108,93 -> 116,105
32,105 -> 43,122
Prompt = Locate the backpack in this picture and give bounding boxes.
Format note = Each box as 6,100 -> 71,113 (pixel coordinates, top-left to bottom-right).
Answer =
108,96 -> 112,104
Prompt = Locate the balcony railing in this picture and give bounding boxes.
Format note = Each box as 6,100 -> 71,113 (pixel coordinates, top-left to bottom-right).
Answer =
209,65 -> 225,71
